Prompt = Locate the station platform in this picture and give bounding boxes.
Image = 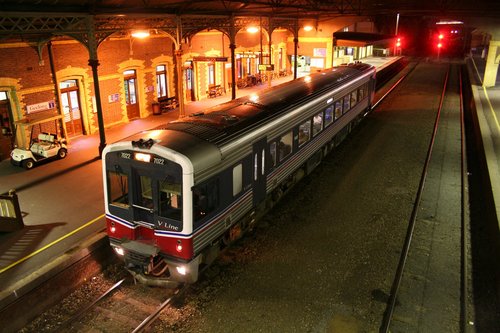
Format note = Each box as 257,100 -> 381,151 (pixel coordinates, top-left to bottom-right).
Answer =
0,56 -> 452,328
467,54 -> 500,224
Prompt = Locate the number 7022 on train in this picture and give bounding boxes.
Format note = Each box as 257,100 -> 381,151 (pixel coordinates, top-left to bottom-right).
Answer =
102,63 -> 376,287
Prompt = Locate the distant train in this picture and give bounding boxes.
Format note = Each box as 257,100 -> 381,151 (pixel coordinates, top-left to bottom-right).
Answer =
102,63 -> 376,286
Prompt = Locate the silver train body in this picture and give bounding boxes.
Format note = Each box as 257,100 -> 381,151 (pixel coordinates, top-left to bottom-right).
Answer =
102,63 -> 376,286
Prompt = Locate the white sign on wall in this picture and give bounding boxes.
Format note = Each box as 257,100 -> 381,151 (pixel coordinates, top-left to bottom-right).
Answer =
27,100 -> 56,114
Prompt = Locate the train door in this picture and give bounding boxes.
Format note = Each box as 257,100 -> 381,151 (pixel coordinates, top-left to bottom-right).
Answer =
124,70 -> 140,119
60,80 -> 83,137
0,91 -> 14,161
252,137 -> 267,206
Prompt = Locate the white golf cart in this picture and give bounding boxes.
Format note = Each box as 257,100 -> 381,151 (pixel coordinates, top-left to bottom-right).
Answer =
10,116 -> 68,169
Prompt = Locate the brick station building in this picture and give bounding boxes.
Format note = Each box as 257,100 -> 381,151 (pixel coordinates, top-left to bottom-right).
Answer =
0,18 -> 384,160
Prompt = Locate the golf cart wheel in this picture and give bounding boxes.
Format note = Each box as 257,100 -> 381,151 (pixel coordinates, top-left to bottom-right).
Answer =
22,159 -> 35,170
58,148 -> 67,159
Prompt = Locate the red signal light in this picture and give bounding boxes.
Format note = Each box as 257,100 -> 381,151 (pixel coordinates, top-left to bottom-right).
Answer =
437,42 -> 442,48
438,34 -> 444,40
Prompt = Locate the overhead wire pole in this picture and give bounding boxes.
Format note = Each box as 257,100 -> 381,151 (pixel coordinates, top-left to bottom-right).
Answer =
394,13 -> 400,56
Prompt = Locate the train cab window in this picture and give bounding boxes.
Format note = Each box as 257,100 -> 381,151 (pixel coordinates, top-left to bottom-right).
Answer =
269,142 -> 277,167
233,164 -> 243,196
325,106 -> 334,127
278,131 -> 293,162
312,112 -> 323,137
334,100 -> 342,120
350,91 -> 358,108
139,175 -> 153,209
193,179 -> 219,223
298,120 -> 311,147
343,95 -> 351,113
107,169 -> 129,208
158,178 -> 182,221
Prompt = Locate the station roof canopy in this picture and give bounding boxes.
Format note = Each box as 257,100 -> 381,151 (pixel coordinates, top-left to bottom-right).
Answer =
1,0 -> 500,19
334,32 -> 396,47
0,0 -> 499,44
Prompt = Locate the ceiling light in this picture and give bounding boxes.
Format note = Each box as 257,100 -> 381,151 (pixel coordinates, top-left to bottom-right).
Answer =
131,30 -> 150,38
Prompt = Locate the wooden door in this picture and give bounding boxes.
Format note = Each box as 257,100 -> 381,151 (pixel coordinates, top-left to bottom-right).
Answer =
124,70 -> 140,119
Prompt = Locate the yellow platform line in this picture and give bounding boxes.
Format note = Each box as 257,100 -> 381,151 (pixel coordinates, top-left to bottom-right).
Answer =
0,214 -> 105,274
482,86 -> 500,132
470,56 -> 500,132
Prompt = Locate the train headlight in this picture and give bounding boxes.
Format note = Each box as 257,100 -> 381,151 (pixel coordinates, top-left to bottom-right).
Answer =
176,266 -> 187,275
110,222 -> 116,234
134,152 -> 151,163
114,246 -> 125,256
176,240 -> 183,253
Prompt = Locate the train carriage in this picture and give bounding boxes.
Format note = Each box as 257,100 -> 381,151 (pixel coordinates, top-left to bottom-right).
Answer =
103,63 -> 376,286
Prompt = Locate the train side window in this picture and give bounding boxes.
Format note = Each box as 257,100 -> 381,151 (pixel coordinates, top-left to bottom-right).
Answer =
269,141 -> 277,167
254,153 -> 258,181
193,179 -> 219,223
298,120 -> 311,147
334,100 -> 342,119
350,90 -> 358,107
158,177 -> 182,221
343,94 -> 350,113
279,131 -> 293,162
261,148 -> 265,175
233,164 -> 243,196
325,106 -> 334,127
108,170 -> 129,208
358,84 -> 366,100
312,112 -> 323,137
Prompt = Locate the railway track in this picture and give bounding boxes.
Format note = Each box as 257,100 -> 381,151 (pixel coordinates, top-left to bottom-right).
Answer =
19,58 -> 423,333
48,275 -> 184,332
379,63 -> 472,333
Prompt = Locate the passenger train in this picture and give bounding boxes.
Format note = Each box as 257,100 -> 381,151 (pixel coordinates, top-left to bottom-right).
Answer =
102,63 -> 376,286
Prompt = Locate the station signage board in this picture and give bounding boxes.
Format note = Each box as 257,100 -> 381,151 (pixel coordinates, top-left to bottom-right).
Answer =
193,56 -> 228,62
26,100 -> 56,114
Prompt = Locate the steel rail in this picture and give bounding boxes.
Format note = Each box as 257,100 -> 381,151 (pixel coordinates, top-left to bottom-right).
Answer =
459,66 -> 470,333
132,285 -> 185,333
54,277 -> 126,332
371,62 -> 418,110
379,64 -> 451,333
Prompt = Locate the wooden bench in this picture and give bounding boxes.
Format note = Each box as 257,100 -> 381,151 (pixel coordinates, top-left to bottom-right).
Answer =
158,96 -> 178,112
207,84 -> 223,98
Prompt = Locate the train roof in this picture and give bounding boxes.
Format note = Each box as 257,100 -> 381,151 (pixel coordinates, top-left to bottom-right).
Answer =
158,62 -> 374,146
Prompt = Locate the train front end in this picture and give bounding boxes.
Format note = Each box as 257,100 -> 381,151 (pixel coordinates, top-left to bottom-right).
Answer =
102,135 -> 199,286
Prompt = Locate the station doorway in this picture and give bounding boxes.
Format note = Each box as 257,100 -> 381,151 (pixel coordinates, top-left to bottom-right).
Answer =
60,80 -> 83,137
0,91 -> 14,160
124,69 -> 140,119
184,63 -> 195,101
